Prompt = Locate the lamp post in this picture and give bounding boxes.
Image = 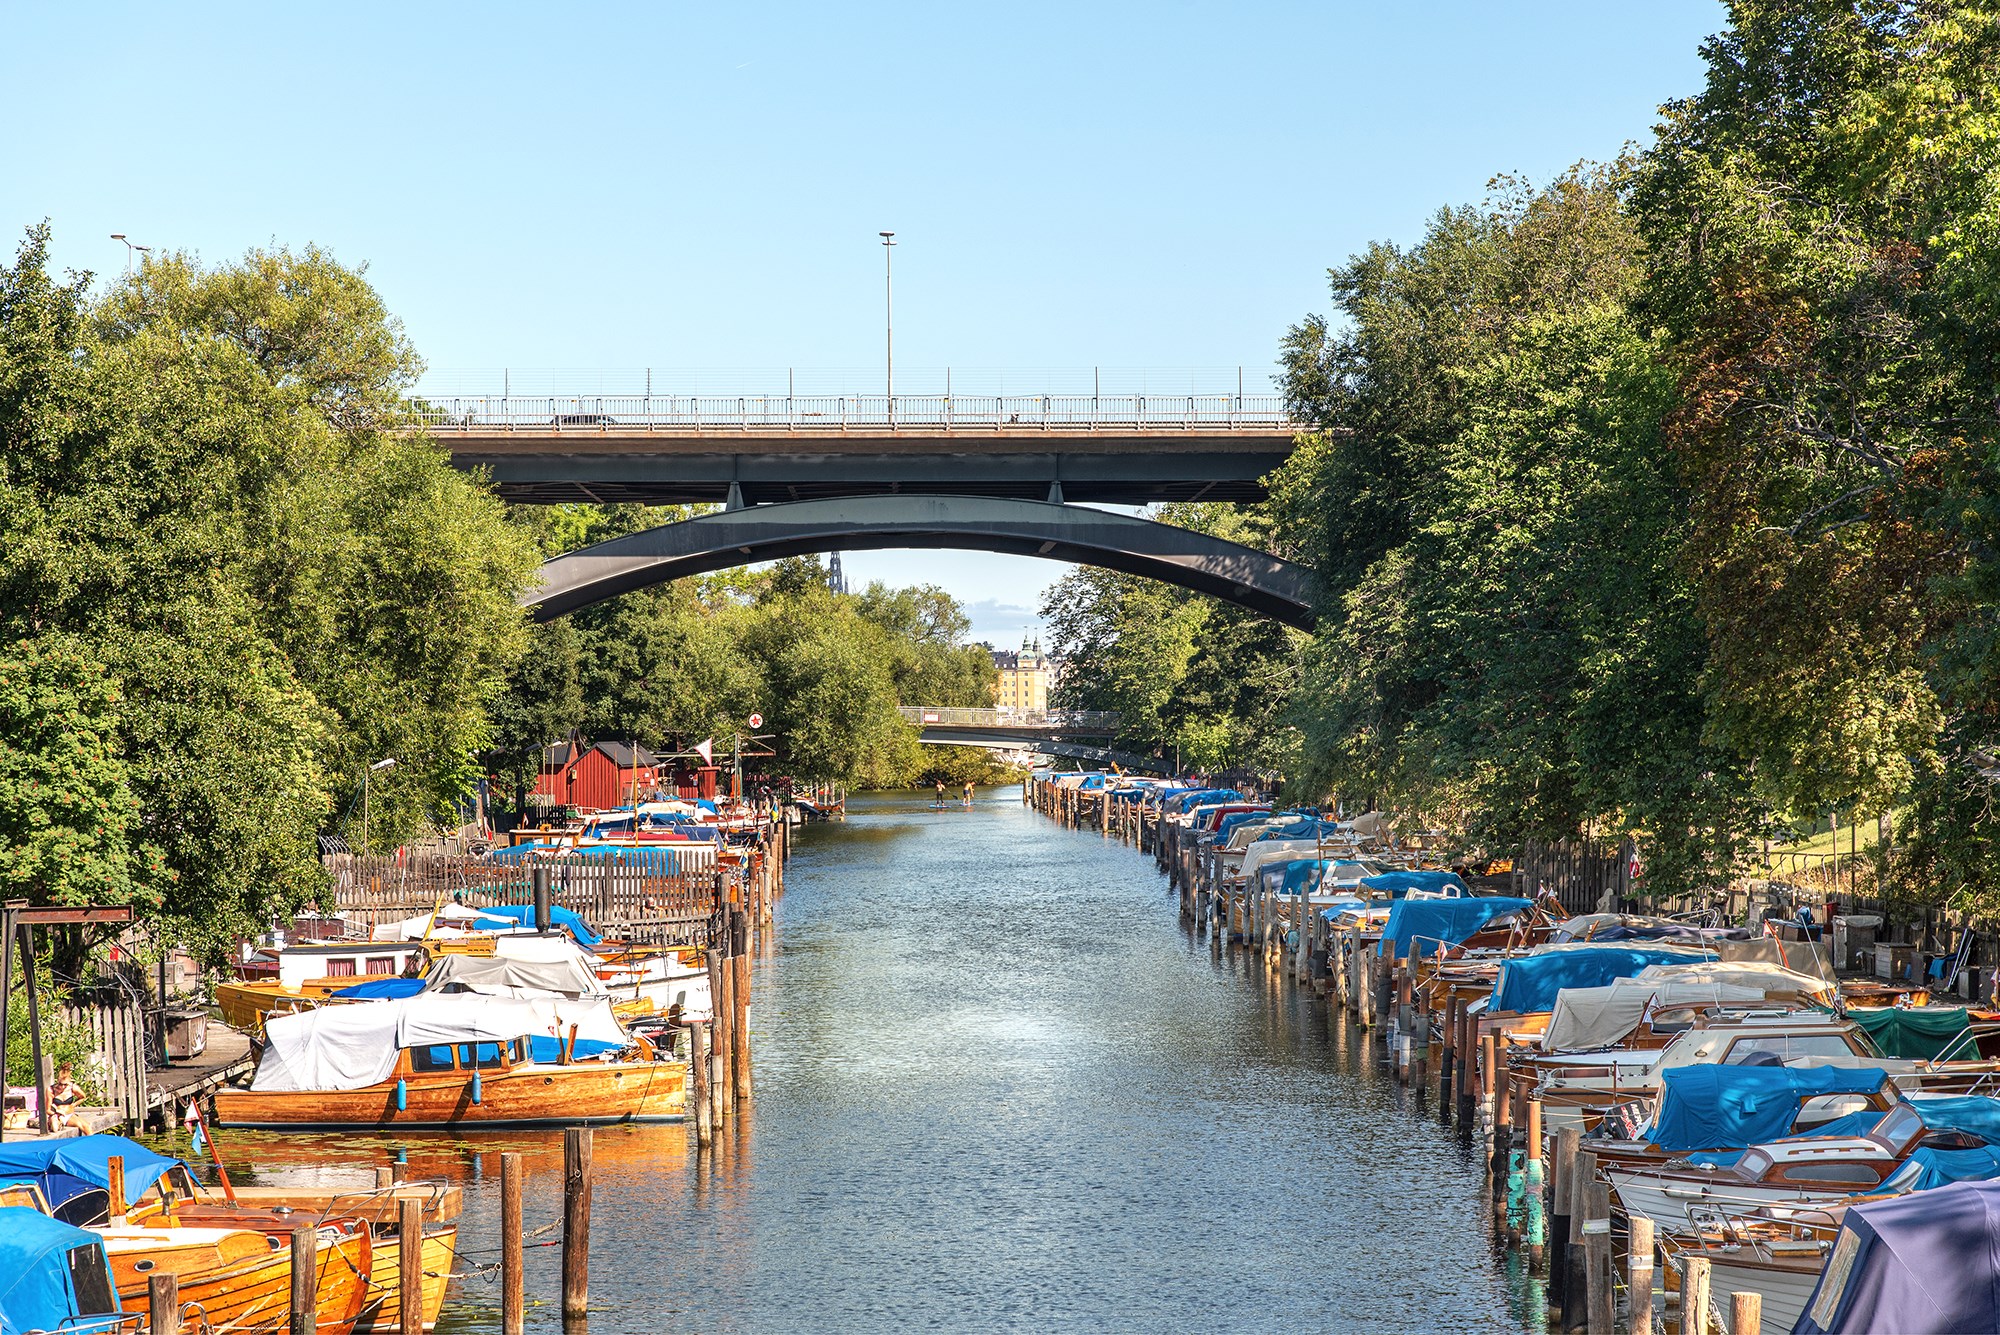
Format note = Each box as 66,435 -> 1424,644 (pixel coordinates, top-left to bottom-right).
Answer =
109,234 -> 151,277
362,757 -> 398,853
879,231 -> 896,411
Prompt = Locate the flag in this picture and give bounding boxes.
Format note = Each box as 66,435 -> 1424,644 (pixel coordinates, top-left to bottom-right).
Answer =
184,1101 -> 205,1153
695,738 -> 714,766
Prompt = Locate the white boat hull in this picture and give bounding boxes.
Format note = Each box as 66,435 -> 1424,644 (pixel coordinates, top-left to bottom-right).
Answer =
1703,1255 -> 1822,1335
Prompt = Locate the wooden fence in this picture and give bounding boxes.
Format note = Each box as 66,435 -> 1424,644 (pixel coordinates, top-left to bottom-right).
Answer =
60,992 -> 147,1126
320,852 -> 722,941
1512,838 -> 1633,916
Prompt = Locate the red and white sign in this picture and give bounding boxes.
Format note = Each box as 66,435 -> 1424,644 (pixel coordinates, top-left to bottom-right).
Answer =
922,712 -> 941,724
747,713 -> 764,729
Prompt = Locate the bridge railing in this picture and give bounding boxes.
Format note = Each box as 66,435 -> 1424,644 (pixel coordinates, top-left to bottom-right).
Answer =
898,706 -> 1122,731
407,393 -> 1290,432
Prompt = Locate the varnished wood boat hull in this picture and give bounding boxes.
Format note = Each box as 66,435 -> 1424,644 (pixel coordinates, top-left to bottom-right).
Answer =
355,1227 -> 456,1333
212,1061 -> 686,1129
104,1227 -> 370,1335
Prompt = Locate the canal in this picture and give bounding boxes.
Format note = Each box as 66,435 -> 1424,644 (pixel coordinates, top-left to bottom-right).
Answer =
206,788 -> 1531,1332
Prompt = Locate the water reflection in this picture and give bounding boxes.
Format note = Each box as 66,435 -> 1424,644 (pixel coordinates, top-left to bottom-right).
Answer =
169,788 -> 1535,1332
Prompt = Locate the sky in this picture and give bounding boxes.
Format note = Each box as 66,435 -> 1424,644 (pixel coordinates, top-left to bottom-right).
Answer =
4,0 -> 1725,645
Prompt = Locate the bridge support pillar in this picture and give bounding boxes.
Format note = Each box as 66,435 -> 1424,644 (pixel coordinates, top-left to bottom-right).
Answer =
725,481 -> 746,511
1046,480 -> 1064,504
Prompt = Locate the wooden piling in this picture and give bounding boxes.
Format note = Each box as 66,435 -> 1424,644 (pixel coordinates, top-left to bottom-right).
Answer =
149,1273 -> 181,1335
106,1155 -> 126,1225
691,1022 -> 713,1147
501,1152 -> 525,1335
1583,1181 -> 1613,1335
1683,1258 -> 1712,1335
562,1127 -> 592,1321
1628,1215 -> 1655,1335
375,1166 -> 396,1190
707,948 -> 733,1119
398,1196 -> 425,1335
1730,1291 -> 1762,1335
288,1227 -> 316,1335
733,917 -> 753,1102
1550,1126 -> 1580,1316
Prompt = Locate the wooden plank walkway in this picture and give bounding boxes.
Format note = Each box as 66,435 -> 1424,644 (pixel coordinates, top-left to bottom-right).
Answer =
146,1022 -> 255,1122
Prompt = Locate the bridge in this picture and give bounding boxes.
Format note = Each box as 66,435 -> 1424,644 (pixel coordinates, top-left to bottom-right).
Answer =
896,707 -> 1167,773
526,495 -> 1317,629
413,390 -> 1295,506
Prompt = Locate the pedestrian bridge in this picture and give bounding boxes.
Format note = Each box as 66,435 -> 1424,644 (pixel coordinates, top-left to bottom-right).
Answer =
525,495 -> 1317,629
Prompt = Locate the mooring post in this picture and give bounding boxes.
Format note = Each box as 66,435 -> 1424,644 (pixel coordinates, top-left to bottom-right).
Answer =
399,1196 -> 425,1335
707,948 -> 733,1119
501,1151 -> 525,1335
1628,1214 -> 1655,1335
1565,1151 -> 1599,1333
149,1273 -> 181,1335
732,907 -> 753,1102
288,1226 -> 316,1335
1731,1291 -> 1762,1335
1583,1180 -> 1613,1335
563,1127 -> 593,1322
691,1022 -> 714,1146
1550,1126 -> 1580,1316
1525,1097 -> 1546,1270
1683,1258 -> 1712,1335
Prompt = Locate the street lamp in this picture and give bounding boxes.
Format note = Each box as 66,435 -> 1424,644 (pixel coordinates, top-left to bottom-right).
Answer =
109,234 -> 151,277
879,232 -> 896,407
362,757 -> 398,854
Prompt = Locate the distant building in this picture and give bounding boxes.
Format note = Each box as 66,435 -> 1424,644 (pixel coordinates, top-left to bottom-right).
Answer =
991,636 -> 1050,714
534,740 -> 662,810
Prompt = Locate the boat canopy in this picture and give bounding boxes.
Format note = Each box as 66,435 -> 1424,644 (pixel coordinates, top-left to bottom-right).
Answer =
453,902 -> 602,945
1629,959 -> 1835,1000
367,902 -> 508,941
1795,1179 -> 2000,1334
252,994 -> 628,1093
1490,944 -> 1717,1015
334,977 -> 426,1000
0,1206 -> 122,1335
1259,858 -> 1360,897
1552,913 -> 1726,942
1647,1064 -> 1890,1154
1378,896 -> 1533,961
1848,1006 -> 1981,1060
1361,870 -> 1469,898
1541,977 -> 1770,1051
425,948 -> 607,1000
0,1134 -> 180,1213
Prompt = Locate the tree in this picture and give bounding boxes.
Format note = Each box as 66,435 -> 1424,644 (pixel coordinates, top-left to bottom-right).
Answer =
0,635 -> 161,907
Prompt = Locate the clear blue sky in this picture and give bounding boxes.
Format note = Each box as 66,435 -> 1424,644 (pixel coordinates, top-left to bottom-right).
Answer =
6,0 -> 1723,643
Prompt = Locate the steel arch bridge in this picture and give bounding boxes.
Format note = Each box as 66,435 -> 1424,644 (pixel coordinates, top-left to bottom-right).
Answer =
524,495 -> 1316,629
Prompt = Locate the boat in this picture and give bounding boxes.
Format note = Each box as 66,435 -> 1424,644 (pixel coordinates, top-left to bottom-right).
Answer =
1794,1178 -> 2000,1332
1586,1064 -> 1900,1173
96,1222 -> 371,1335
0,1205 -> 131,1335
211,993 -> 685,1129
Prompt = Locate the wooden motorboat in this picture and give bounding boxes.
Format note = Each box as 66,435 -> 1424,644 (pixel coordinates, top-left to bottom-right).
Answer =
354,1225 -> 457,1333
95,1221 -> 371,1335
1660,1205 -> 1850,1335
1603,1102 -> 1988,1233
211,994 -> 685,1130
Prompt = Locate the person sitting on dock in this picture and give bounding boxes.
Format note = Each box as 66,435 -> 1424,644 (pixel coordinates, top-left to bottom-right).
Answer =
47,1064 -> 84,1130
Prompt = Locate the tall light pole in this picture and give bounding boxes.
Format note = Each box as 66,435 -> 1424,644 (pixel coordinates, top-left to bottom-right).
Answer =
109,234 -> 151,278
362,757 -> 398,853
879,231 -> 896,406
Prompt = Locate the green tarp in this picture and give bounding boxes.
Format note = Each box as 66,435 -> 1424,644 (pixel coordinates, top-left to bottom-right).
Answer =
1848,1006 -> 1975,1060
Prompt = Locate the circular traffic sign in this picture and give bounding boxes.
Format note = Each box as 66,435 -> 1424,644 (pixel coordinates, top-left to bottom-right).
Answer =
747,713 -> 764,729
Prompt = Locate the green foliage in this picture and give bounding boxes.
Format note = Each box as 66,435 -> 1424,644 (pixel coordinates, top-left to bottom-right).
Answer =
0,636 -> 160,907
0,227 -> 539,956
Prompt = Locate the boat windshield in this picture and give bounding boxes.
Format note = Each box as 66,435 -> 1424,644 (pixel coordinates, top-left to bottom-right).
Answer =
1869,1103 -> 1925,1152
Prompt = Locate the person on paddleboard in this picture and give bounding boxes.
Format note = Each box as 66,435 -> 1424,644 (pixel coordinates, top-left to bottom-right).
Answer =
934,779 -> 947,807
963,780 -> 975,805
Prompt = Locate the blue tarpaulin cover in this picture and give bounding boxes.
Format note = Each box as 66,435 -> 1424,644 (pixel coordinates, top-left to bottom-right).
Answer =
1795,1179 -> 2000,1334
0,1206 -> 122,1335
333,977 -> 426,1000
1360,870 -> 1470,899
1491,945 -> 1716,1014
1647,1065 -> 1890,1154
456,902 -> 602,946
1378,897 -> 1533,960
1878,1144 -> 2000,1195
1213,809 -> 1276,839
0,1135 -> 180,1212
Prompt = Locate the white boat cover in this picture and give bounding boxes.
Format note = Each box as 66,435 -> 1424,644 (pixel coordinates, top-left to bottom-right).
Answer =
1240,839 -> 1346,882
425,950 -> 607,999
369,903 -> 503,942
1541,979 -> 1770,1051
1714,936 -> 1837,983
1631,959 -> 1836,1000
251,994 -> 627,1092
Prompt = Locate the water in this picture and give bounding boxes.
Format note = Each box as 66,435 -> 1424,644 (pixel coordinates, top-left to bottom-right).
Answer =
196,789 -> 1533,1332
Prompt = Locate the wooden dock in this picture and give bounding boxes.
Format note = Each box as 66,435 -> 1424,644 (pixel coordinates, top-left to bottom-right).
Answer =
146,1022 -> 255,1125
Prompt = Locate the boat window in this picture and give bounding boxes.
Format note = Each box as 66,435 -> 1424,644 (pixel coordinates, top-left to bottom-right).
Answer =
1723,1035 -> 1856,1063
510,1038 -> 529,1064
366,956 -> 396,976
458,1042 -> 509,1069
67,1243 -> 117,1315
1780,1164 -> 1881,1184
409,1044 -> 458,1073
325,957 -> 358,978
1871,1104 -> 1923,1149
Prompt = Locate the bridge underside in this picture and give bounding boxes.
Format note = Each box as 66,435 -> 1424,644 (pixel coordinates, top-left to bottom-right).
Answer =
526,495 -> 1317,630
447,428 -> 1293,506
919,731 -> 1170,774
